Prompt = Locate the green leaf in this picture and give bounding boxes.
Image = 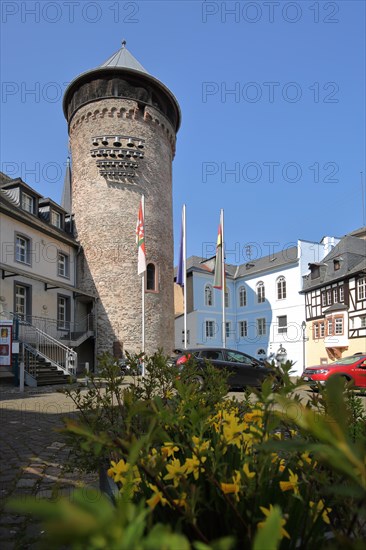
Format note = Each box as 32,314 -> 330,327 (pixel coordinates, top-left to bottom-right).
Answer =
253,506 -> 283,550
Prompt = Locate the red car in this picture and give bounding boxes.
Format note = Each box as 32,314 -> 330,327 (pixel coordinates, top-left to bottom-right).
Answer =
301,353 -> 366,388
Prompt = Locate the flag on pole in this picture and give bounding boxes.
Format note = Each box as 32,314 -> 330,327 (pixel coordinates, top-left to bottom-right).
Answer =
176,211 -> 184,287
136,198 -> 146,275
213,221 -> 223,289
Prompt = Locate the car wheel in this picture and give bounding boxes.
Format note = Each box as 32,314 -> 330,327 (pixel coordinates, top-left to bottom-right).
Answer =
191,375 -> 204,389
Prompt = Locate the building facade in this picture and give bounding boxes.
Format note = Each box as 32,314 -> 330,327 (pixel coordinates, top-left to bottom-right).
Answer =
175,237 -> 339,376
0,173 -> 95,376
303,233 -> 366,365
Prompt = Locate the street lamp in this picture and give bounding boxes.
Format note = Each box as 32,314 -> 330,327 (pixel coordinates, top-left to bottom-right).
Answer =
301,321 -> 307,372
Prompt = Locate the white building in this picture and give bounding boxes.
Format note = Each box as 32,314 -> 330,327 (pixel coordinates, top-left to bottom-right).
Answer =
175,237 -> 339,376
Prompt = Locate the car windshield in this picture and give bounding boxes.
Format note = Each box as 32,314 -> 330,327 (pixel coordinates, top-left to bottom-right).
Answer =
330,355 -> 366,366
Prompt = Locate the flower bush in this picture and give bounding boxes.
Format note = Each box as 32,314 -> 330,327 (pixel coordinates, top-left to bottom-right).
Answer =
8,352 -> 366,549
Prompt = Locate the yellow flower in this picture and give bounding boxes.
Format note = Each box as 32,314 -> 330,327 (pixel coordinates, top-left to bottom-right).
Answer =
271,454 -> 286,472
192,436 -> 211,454
173,492 -> 188,510
279,469 -> 300,496
243,462 -> 255,479
244,408 -> 264,425
221,411 -> 247,449
309,500 -> 332,524
164,458 -> 187,487
161,442 -> 179,459
146,484 -> 168,510
107,459 -> 130,483
258,504 -> 290,540
220,470 -> 241,501
184,455 -> 207,480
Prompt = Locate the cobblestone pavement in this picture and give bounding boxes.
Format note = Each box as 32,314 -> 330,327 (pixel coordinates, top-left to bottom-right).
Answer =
0,380 -> 98,549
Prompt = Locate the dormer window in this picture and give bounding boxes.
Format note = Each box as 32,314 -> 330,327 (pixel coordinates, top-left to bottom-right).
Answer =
51,210 -> 62,229
311,265 -> 320,279
334,259 -> 341,271
21,192 -> 34,214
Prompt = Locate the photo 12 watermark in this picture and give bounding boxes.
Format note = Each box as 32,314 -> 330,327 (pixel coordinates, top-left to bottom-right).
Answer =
201,1 -> 340,24
1,1 -> 140,24
202,81 -> 340,104
201,161 -> 339,184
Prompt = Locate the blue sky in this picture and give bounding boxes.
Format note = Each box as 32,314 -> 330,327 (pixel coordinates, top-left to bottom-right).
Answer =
1,1 -> 365,265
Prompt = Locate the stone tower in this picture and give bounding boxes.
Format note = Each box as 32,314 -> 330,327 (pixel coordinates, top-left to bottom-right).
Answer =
62,42 -> 181,358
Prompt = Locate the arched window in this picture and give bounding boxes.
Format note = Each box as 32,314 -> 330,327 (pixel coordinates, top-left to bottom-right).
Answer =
225,289 -> 230,308
257,281 -> 265,303
146,263 -> 157,292
239,286 -> 247,307
277,276 -> 286,300
205,284 -> 213,306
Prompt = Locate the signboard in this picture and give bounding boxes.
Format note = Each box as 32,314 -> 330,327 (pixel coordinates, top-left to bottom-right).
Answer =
0,321 -> 13,367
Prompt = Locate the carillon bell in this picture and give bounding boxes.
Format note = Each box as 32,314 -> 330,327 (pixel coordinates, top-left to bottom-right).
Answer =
96,150 -> 102,157
113,137 -> 121,147
102,150 -> 108,157
92,138 -> 99,146
126,150 -> 132,158
91,151 -> 97,158
127,138 -> 134,147
118,151 -> 124,158
137,141 -> 144,149
102,137 -> 109,146
110,150 -> 117,158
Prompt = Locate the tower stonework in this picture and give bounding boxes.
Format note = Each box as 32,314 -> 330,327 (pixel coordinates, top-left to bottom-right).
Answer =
63,44 -> 181,357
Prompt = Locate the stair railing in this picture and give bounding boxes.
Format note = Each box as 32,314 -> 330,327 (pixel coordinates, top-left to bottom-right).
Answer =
15,316 -> 77,377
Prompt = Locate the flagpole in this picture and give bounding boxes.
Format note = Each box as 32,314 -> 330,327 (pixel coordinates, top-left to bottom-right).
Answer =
221,208 -> 226,348
141,194 -> 145,376
183,204 -> 187,349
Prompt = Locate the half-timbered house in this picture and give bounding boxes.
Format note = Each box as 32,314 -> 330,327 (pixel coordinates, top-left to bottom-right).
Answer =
302,233 -> 366,365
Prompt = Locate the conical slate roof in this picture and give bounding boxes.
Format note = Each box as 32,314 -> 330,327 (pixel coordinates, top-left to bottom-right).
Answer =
100,41 -> 148,74
62,41 -> 181,131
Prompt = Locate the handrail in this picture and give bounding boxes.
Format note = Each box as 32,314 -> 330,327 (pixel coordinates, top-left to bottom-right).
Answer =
10,314 -> 77,377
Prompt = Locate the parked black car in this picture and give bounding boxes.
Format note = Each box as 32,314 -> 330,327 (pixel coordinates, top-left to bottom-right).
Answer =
173,347 -> 277,390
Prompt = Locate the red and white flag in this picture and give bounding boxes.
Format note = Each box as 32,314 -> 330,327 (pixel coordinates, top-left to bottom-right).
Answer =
136,198 -> 146,275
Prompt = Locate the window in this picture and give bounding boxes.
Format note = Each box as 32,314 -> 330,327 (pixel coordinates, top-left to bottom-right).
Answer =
334,259 -> 340,271
225,290 -> 229,308
327,319 -> 333,336
277,315 -> 287,334
339,286 -> 344,302
311,265 -> 320,279
205,284 -> 213,306
357,277 -> 366,300
146,263 -> 157,292
200,350 -> 224,361
334,317 -> 343,335
333,288 -> 338,303
225,322 -> 231,338
14,283 -> 31,320
313,320 -> 325,339
361,316 -> 366,328
205,320 -> 215,339
51,210 -> 62,228
257,282 -> 265,303
257,318 -> 266,336
239,286 -> 247,307
58,252 -> 70,278
277,276 -> 286,300
326,289 -> 332,305
21,192 -> 34,213
57,295 -> 70,330
239,320 -> 247,338
321,293 -> 326,307
15,234 -> 31,264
